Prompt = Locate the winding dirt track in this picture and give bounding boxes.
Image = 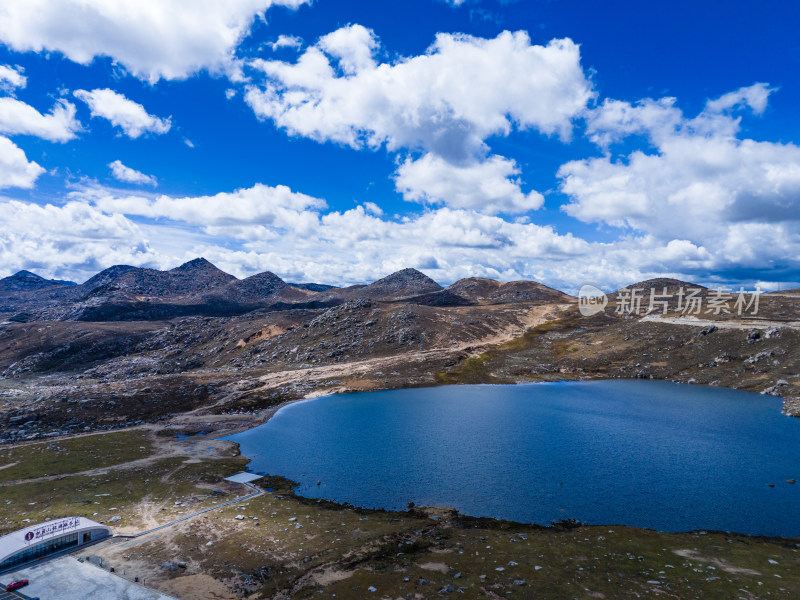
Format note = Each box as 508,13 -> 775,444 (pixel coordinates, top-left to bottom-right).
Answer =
240,304 -> 565,400
641,315 -> 800,330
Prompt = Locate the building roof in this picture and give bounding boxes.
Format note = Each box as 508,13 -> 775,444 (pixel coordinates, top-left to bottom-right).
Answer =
0,517 -> 111,563
224,472 -> 262,484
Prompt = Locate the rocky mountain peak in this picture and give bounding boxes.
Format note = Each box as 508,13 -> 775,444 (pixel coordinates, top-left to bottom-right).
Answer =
8,270 -> 44,282
445,277 -> 571,305
368,268 -> 442,294
227,271 -> 288,299
171,257 -> 225,273
0,270 -> 76,292
616,278 -> 708,295
166,258 -> 236,288
243,271 -> 285,285
80,265 -> 138,291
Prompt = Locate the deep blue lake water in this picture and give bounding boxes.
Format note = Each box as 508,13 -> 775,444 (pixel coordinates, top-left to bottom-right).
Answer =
227,381 -> 800,537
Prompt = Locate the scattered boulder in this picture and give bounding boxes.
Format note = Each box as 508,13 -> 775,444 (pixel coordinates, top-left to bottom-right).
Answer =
711,353 -> 731,366
746,350 -> 774,364
761,381 -> 789,396
699,325 -> 718,336
747,329 -> 761,343
783,397 -> 800,417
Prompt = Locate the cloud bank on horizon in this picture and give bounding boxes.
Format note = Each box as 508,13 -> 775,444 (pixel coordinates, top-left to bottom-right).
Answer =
0,0 -> 798,292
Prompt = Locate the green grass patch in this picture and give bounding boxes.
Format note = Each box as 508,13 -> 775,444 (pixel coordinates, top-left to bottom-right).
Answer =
436,354 -> 497,385
499,311 -> 581,353
0,429 -> 154,483
0,455 -> 249,535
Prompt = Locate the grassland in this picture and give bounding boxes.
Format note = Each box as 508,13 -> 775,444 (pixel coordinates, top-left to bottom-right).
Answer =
0,428 -> 249,536
0,429 -> 154,483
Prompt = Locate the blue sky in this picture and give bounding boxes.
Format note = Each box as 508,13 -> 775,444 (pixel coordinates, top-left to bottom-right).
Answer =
0,0 -> 799,292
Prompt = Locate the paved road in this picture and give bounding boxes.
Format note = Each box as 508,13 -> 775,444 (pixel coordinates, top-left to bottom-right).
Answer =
0,585 -> 35,600
4,557 -> 175,600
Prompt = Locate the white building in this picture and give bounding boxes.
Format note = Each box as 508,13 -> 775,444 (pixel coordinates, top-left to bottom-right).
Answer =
0,517 -> 111,571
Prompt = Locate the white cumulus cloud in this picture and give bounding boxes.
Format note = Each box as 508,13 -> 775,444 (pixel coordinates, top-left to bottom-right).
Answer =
395,153 -> 544,214
269,34 -> 303,51
0,136 -> 45,189
85,182 -> 327,237
705,82 -> 774,115
108,160 -> 157,186
0,64 -> 26,91
317,24 -> 378,75
74,88 -> 171,138
0,97 -> 81,142
0,0 -> 311,83
246,28 -> 593,156
560,84 -> 800,274
585,83 -> 776,149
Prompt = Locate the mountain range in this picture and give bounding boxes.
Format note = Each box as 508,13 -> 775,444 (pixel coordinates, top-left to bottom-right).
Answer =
0,258 -> 571,322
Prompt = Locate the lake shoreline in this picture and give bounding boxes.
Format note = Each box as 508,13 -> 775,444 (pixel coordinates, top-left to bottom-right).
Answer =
227,380 -> 800,539
249,373 -> 798,432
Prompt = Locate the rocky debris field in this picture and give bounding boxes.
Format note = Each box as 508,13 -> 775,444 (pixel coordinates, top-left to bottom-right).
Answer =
1,286 -> 799,443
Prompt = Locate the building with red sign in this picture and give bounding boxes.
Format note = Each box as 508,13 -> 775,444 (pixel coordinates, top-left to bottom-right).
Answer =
0,517 -> 111,572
